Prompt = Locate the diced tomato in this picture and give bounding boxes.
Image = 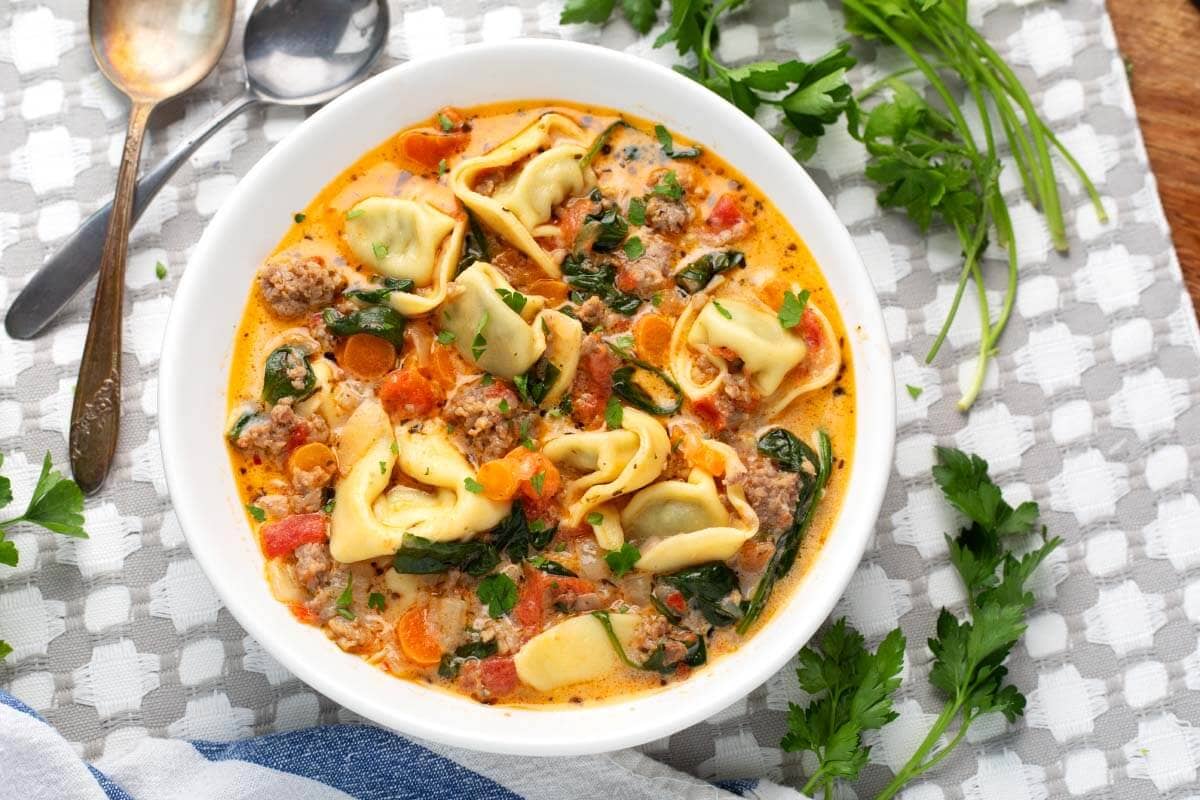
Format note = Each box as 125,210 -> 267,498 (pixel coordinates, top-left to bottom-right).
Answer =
289,603 -> 318,624
544,575 -> 595,599
397,130 -> 469,170
707,194 -> 745,231
556,196 -> 595,248
261,513 -> 327,558
572,339 -> 619,425
515,567 -> 547,630
665,590 -> 688,614
479,656 -> 519,696
800,308 -> 823,349
379,367 -> 439,419
284,421 -> 309,453
690,395 -> 727,432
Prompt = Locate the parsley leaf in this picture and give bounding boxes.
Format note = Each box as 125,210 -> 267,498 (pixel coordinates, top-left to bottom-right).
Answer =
436,330 -> 456,345
336,575 -> 355,620
471,311 -> 489,361
712,299 -> 732,319
246,504 -> 266,523
650,170 -> 683,200
778,289 -> 809,329
586,511 -> 605,526
0,453 -> 88,538
654,123 -> 701,158
530,471 -> 546,497
367,592 -> 386,611
496,287 -> 528,314
627,197 -> 646,226
906,384 -> 923,399
477,573 -> 518,618
463,477 -> 485,494
560,0 -> 662,35
604,542 -> 641,577
155,261 -> 168,280
623,236 -> 645,260
604,397 -> 624,429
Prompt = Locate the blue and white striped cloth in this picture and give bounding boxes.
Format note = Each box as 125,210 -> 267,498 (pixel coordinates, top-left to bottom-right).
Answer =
1,690 -> 804,799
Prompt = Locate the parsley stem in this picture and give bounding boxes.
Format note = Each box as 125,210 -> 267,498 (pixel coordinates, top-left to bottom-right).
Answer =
925,210 -> 990,363
875,700 -> 963,800
698,0 -> 740,81
957,258 -> 993,410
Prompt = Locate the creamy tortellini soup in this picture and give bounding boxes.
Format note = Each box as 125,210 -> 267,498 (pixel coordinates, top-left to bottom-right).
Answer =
226,102 -> 855,705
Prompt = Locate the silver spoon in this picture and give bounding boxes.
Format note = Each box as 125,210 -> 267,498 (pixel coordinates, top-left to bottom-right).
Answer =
6,0 -> 389,341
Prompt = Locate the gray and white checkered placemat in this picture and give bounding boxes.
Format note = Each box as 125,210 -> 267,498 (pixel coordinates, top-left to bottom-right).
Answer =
2,1 -> 1198,797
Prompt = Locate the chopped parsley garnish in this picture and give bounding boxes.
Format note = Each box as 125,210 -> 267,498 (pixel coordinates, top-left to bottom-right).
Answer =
623,236 -> 645,260
528,556 -> 577,577
345,207 -> 365,220
464,477 -> 484,494
372,242 -> 389,260
778,289 -> 810,329
246,504 -> 266,522
476,573 -> 518,618
498,398 -> 510,414
436,330 -> 456,345
627,196 -> 646,226
530,471 -> 546,497
585,511 -> 604,526
335,575 -> 355,620
654,123 -> 701,159
437,112 -> 453,132
437,158 -> 448,176
712,299 -> 732,319
906,384 -> 924,400
367,592 -> 386,611
518,419 -> 535,450
604,396 -> 623,429
604,542 -> 641,578
293,212 -> 306,223
651,292 -> 663,307
651,170 -> 683,201
471,312 -> 489,361
496,287 -> 528,313
481,373 -> 494,386
379,461 -> 388,475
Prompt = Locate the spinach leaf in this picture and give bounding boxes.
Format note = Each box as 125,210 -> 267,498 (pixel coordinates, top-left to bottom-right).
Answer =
642,635 -> 706,673
437,639 -> 499,679
674,250 -> 745,293
562,252 -> 642,316
738,431 -> 832,634
393,533 -> 500,577
757,428 -> 818,474
662,562 -> 742,627
343,276 -> 415,304
610,358 -> 683,416
489,501 -> 554,561
323,305 -> 406,347
514,358 -> 562,406
584,205 -> 629,252
582,119 -> 632,167
458,210 -> 490,273
591,610 -> 708,673
528,556 -> 577,577
262,346 -> 317,404
226,408 -> 261,443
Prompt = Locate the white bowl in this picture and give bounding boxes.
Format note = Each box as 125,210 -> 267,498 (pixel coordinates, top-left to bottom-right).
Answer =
160,39 -> 895,756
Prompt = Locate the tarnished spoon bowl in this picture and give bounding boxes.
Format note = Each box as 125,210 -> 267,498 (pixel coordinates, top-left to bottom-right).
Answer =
70,0 -> 233,494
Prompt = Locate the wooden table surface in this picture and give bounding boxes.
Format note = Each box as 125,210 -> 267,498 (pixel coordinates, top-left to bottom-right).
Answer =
1108,0 -> 1200,315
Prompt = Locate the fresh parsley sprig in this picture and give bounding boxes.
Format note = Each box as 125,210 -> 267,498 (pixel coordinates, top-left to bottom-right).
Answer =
784,447 -> 1060,798
561,0 -> 855,161
0,453 -> 88,659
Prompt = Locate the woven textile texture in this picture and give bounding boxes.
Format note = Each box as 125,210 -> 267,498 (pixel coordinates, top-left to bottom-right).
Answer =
2,0 -> 1199,797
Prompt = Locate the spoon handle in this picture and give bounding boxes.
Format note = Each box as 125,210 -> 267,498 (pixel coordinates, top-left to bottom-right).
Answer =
69,100 -> 155,494
4,89 -> 260,341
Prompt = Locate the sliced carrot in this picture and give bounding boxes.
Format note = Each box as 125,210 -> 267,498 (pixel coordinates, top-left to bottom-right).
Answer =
678,430 -> 726,476
528,278 -> 570,306
341,333 -> 397,379
397,130 -> 469,170
288,442 -> 337,476
397,606 -> 443,666
633,313 -> 673,366
504,450 -> 561,501
757,278 -> 790,311
427,344 -> 461,391
477,459 -> 520,502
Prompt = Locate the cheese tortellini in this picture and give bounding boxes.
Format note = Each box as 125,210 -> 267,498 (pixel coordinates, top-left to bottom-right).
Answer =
328,401 -> 510,563
343,197 -> 467,316
668,289 -> 841,417
541,407 -> 671,529
439,262 -> 582,390
513,613 -> 640,691
450,113 -> 595,278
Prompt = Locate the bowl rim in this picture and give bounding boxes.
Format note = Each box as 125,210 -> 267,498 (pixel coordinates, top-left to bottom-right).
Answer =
159,37 -> 895,756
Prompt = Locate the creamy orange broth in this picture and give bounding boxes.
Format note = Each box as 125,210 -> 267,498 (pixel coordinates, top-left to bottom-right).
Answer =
226,101 -> 855,705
